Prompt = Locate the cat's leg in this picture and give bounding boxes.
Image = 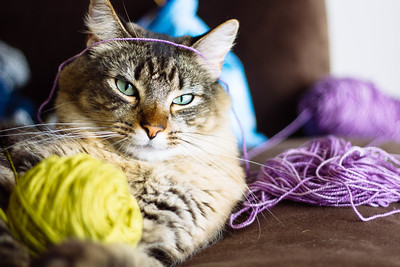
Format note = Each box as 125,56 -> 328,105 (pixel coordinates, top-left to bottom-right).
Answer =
29,184 -> 216,267
0,126 -> 62,267
0,151 -> 31,267
32,240 -> 163,267
0,217 -> 30,267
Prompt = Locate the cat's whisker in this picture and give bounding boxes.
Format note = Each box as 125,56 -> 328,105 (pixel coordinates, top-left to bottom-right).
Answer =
13,131 -> 86,146
182,142 -> 282,227
179,149 -> 212,175
0,123 -> 55,133
177,136 -> 274,209
178,133 -> 292,212
180,131 -> 238,145
2,135 -> 62,152
179,144 -> 225,179
40,100 -> 77,114
181,153 -> 257,215
179,140 -> 242,181
0,121 -> 108,133
0,126 -> 115,138
177,132 -> 264,168
122,1 -> 133,25
177,144 -> 251,203
182,145 -> 286,226
56,119 -> 118,127
111,137 -> 131,154
2,128 -> 122,152
178,139 -> 251,201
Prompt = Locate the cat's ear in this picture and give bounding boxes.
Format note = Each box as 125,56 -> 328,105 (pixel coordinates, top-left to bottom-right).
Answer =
85,0 -> 130,46
192,19 -> 239,76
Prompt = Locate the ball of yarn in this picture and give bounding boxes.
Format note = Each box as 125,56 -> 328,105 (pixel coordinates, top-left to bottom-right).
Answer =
5,153 -> 142,255
298,77 -> 400,141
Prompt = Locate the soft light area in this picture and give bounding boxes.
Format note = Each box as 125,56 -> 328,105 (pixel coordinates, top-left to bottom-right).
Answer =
326,0 -> 400,98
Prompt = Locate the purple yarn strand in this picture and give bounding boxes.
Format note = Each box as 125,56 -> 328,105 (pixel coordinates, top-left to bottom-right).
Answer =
247,109 -> 312,159
231,136 -> 400,228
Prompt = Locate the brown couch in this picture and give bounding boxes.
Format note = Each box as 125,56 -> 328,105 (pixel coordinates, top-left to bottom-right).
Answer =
183,139 -> 400,266
2,0 -> 400,266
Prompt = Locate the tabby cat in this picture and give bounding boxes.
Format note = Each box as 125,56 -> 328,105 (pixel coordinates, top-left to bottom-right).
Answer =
0,0 -> 246,266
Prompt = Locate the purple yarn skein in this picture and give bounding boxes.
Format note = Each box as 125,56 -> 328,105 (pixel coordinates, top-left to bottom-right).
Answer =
298,77 -> 400,141
230,136 -> 400,229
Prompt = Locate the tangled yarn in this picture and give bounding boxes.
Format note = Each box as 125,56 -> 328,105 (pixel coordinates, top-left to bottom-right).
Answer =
231,136 -> 400,229
2,153 -> 142,255
298,77 -> 400,141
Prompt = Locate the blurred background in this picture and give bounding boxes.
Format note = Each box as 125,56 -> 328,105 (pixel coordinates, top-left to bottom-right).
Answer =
0,0 -> 399,138
326,0 -> 400,99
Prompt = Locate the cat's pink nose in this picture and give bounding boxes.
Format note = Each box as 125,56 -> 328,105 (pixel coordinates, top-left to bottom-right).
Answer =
142,124 -> 165,139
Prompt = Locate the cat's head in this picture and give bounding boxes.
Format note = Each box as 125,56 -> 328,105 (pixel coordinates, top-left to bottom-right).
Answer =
56,0 -> 239,161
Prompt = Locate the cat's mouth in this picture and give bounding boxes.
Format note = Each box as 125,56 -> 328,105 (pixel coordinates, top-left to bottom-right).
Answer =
115,138 -> 175,161
125,145 -> 176,161
107,128 -> 178,161
136,144 -> 164,152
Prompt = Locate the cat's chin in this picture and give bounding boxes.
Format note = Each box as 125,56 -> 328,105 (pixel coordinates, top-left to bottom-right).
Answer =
124,145 -> 178,162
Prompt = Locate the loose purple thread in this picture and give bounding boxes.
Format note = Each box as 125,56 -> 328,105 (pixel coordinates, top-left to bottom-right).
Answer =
231,135 -> 400,228
247,109 -> 312,160
37,37 -> 250,174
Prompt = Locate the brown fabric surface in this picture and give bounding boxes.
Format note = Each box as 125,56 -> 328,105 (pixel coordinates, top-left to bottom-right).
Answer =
182,139 -> 400,267
198,0 -> 330,137
184,202 -> 400,267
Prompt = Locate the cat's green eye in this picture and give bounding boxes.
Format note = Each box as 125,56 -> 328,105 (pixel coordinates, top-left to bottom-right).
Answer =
172,94 -> 194,105
115,79 -> 137,97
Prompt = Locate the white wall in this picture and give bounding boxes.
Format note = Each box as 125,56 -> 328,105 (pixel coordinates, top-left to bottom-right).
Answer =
325,0 -> 400,99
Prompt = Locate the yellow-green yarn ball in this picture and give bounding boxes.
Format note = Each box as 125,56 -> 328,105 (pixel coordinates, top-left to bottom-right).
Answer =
6,153 -> 142,255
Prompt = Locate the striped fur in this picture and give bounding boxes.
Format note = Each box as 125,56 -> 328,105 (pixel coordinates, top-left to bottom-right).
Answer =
0,0 -> 246,266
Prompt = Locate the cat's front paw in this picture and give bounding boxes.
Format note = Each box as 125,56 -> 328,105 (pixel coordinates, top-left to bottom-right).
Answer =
0,218 -> 30,267
31,239 -> 136,267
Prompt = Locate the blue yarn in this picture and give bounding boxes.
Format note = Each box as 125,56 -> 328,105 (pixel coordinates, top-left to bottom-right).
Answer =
0,41 -> 34,124
6,91 -> 35,121
0,82 -> 11,116
138,0 -> 266,147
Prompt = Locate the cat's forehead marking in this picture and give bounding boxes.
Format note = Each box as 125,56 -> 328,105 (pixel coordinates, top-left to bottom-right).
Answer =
39,37 -> 218,122
134,61 -> 145,81
130,55 -> 181,88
